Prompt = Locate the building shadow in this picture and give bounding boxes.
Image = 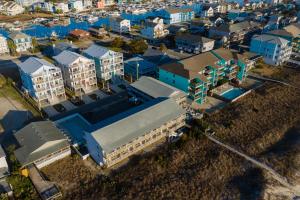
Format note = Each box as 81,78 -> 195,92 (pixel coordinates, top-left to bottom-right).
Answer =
228,167 -> 266,200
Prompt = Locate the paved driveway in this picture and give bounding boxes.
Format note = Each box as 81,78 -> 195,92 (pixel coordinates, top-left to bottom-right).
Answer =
93,90 -> 108,99
43,106 -> 59,118
82,95 -> 94,104
61,101 -> 77,111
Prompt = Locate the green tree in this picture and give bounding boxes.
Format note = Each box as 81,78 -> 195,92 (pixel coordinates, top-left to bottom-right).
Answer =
34,6 -> 42,12
7,40 -> 17,56
55,9 -> 63,14
110,37 -> 124,48
128,39 -> 148,54
31,37 -> 39,53
159,43 -> 167,51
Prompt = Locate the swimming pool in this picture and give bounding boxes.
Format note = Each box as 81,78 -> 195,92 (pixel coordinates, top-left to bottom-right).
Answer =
56,114 -> 91,145
221,88 -> 245,100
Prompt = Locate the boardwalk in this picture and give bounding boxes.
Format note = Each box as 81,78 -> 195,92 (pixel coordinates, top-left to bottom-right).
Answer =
204,133 -> 300,196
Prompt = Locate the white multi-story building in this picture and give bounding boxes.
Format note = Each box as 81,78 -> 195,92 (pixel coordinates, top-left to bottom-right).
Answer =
83,44 -> 124,82
68,0 -> 83,11
0,35 -> 9,54
141,18 -> 169,40
109,17 -> 131,33
9,32 -> 33,53
0,1 -> 25,16
18,57 -> 66,108
15,0 -> 44,7
53,50 -> 98,96
250,34 -> 292,66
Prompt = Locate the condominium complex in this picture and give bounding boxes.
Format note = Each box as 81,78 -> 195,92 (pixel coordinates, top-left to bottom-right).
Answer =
53,50 -> 97,96
9,32 -> 33,53
109,17 -> 131,33
85,98 -> 186,167
0,35 -> 9,54
159,48 -> 255,104
250,34 -> 292,66
18,57 -> 66,108
157,8 -> 195,24
83,44 -> 124,82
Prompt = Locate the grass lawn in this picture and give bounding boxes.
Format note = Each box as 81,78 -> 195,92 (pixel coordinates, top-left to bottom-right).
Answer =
0,82 -> 40,117
250,60 -> 281,77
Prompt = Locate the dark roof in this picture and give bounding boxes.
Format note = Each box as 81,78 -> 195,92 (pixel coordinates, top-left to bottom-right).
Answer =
210,21 -> 260,33
14,121 -> 69,167
175,33 -> 214,44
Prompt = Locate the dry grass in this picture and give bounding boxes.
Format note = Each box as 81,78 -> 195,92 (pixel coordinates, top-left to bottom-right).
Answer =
42,68 -> 300,199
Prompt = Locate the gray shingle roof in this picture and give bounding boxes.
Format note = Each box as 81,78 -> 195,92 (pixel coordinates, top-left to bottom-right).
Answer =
252,34 -> 289,46
175,33 -> 214,44
90,98 -> 185,153
18,57 -> 56,74
130,76 -> 185,100
53,50 -> 88,66
9,32 -> 31,40
83,44 -> 110,58
14,121 -> 69,167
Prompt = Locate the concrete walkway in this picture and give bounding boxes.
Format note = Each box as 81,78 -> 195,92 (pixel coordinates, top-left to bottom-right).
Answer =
204,132 -> 300,196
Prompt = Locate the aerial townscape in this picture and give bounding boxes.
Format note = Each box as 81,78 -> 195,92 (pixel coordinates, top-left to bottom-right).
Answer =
0,0 -> 299,199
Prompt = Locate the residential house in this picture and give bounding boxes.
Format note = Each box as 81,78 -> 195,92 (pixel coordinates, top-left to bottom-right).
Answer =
0,146 -> 9,178
9,32 -> 33,53
109,17 -> 131,33
0,1 -> 25,16
127,76 -> 187,107
53,50 -> 97,96
201,5 -> 214,18
18,57 -> 66,107
15,0 -> 43,7
175,33 -> 215,54
190,19 -> 213,33
209,21 -> 262,45
14,121 -> 71,169
157,8 -> 194,24
83,44 -> 124,82
88,26 -> 108,38
68,0 -> 83,11
0,35 -> 9,55
69,29 -> 90,40
96,0 -> 115,8
54,2 -> 69,13
44,41 -> 79,57
213,3 -> 231,14
250,34 -> 292,66
82,0 -> 92,8
159,48 -> 255,104
85,98 -> 186,167
124,56 -> 157,80
227,9 -> 248,20
140,19 -> 169,40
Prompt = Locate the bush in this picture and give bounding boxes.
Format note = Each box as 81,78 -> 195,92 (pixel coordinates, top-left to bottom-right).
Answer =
127,39 -> 148,54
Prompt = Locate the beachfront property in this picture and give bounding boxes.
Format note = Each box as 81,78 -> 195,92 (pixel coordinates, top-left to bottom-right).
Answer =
250,34 -> 292,66
53,50 -> 98,96
9,32 -> 33,53
209,21 -> 261,45
159,48 -> 255,104
157,8 -> 195,24
128,76 -> 187,107
18,57 -> 66,108
140,18 -> 169,40
109,17 -> 131,34
124,56 -> 157,80
14,121 -> 71,169
0,1 -> 25,16
0,35 -> 9,55
175,33 -> 215,54
85,98 -> 186,167
83,44 -> 124,82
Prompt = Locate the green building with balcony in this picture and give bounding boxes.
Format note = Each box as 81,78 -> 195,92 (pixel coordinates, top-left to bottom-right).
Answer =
159,48 -> 254,104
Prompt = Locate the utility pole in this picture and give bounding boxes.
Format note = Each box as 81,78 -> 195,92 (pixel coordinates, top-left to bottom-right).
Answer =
136,62 -> 139,81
